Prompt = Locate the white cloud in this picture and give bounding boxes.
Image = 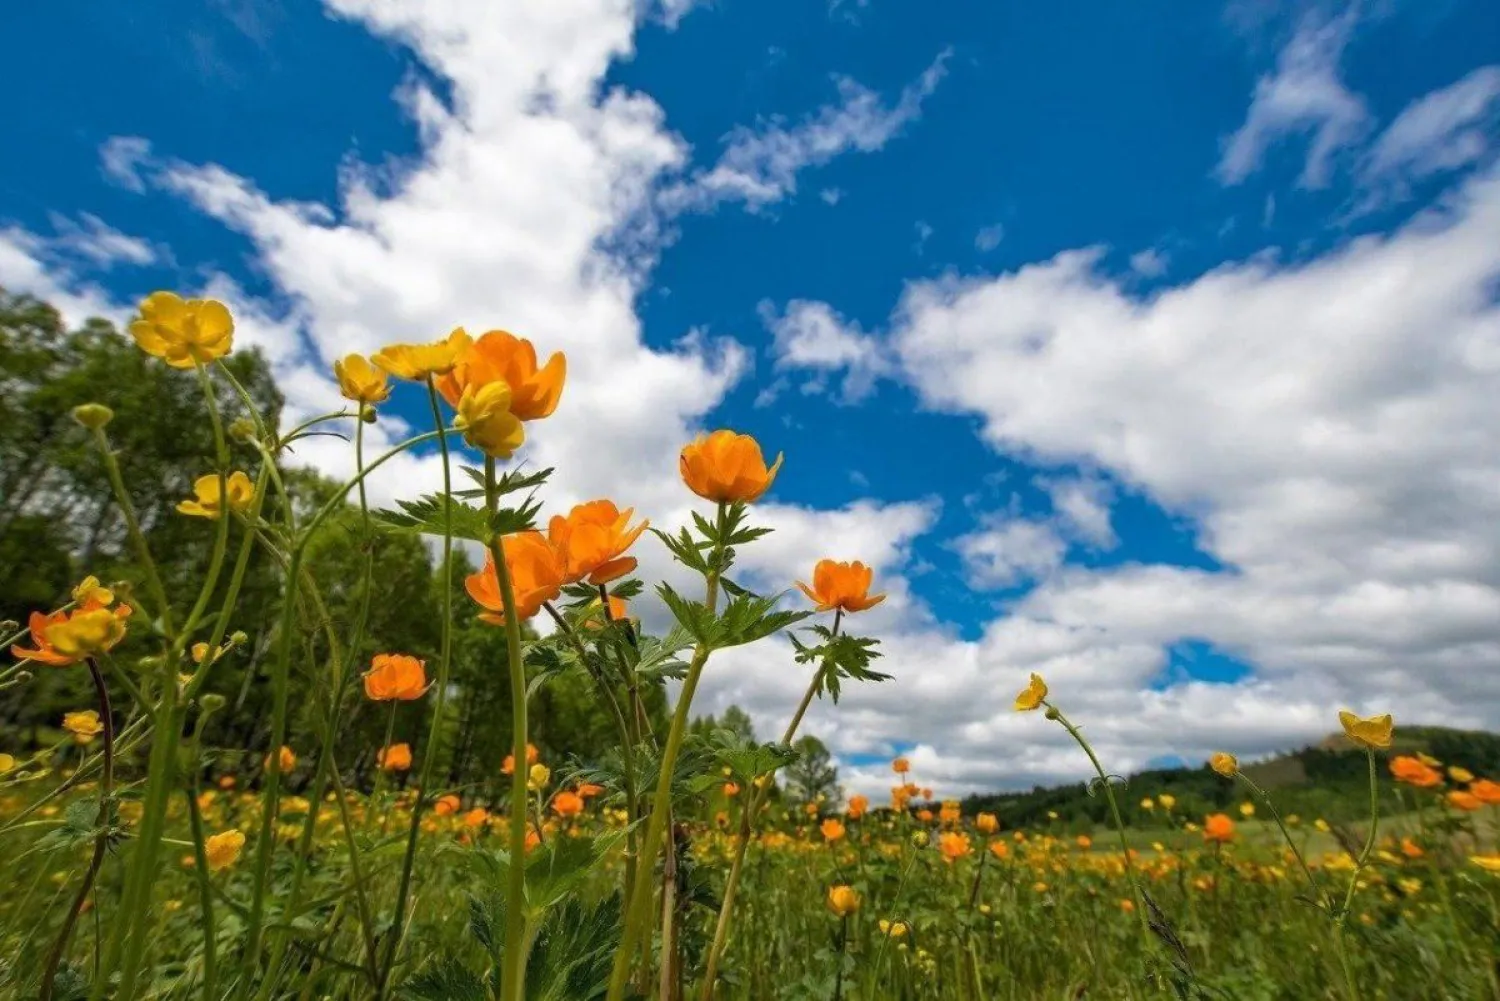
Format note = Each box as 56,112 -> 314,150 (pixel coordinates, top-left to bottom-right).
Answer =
974,223 -> 1004,252
1364,65 -> 1500,188
99,136 -> 152,193
664,49 -> 950,212
819,187 -> 844,206
48,213 -> 156,268
1045,475 -> 1115,547
760,299 -> 891,402
1218,10 -> 1369,188
1128,247 -> 1167,278
955,517 -> 1067,589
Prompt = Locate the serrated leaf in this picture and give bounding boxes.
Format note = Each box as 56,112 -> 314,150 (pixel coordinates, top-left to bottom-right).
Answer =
399,957 -> 489,1001
374,494 -> 496,542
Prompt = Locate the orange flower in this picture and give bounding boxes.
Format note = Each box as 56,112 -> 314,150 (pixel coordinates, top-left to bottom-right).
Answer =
1448,790 -> 1482,812
1400,837 -> 1425,859
433,329 -> 566,421
892,757 -> 910,775
465,533 -> 567,624
826,885 -> 860,917
796,559 -> 886,614
1390,755 -> 1443,788
1075,835 -> 1092,849
552,791 -> 585,818
576,783 -> 604,799
917,809 -> 934,823
939,800 -> 961,826
363,654 -> 429,701
548,500 -> 648,585
722,781 -> 741,797
1470,779 -> 1500,805
976,813 -> 999,835
434,794 -> 462,817
584,595 -> 631,630
502,743 -> 540,775
989,840 -> 1009,860
11,600 -> 130,669
463,807 -> 489,828
1203,813 -> 1236,843
938,831 -> 972,862
378,743 -> 413,772
679,430 -> 782,504
847,795 -> 869,820
820,818 -> 846,842
264,746 -> 297,774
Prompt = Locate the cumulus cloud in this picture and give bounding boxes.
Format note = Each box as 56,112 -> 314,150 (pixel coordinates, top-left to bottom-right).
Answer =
760,299 -> 891,402
664,49 -> 950,212
1218,10 -> 1369,187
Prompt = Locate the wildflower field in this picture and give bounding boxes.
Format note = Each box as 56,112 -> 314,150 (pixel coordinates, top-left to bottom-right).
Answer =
2,290 -> 1499,1001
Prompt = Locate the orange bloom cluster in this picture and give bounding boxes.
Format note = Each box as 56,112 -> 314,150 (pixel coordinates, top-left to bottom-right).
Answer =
1390,755 -> 1443,788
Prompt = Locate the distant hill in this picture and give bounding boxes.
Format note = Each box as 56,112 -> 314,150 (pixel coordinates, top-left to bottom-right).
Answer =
959,725 -> 1500,833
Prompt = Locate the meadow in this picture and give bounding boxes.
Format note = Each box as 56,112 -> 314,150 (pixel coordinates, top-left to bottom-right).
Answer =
2,289 -> 1498,1001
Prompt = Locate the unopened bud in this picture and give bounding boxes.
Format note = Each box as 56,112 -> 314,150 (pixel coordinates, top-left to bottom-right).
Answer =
910,830 -> 930,849
361,404 -> 378,424
228,417 -> 257,442
72,403 -> 115,430
1044,707 -> 1060,722
0,619 -> 18,634
229,630 -> 249,646
200,693 -> 227,715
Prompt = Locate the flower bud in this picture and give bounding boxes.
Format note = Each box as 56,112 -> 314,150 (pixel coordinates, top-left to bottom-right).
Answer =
0,619 -> 18,633
200,693 -> 227,715
230,630 -> 249,646
910,830 -> 930,849
72,403 -> 115,429
1044,707 -> 1060,721
361,404 -> 379,424
228,417 -> 257,442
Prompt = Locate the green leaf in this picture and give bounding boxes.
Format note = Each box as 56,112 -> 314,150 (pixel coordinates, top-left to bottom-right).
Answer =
399,957 -> 489,1001
656,583 -> 716,645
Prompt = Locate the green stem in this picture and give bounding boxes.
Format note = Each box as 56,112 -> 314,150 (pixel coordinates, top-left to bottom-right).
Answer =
379,382 -> 457,993
608,505 -> 729,1001
185,785 -> 219,1000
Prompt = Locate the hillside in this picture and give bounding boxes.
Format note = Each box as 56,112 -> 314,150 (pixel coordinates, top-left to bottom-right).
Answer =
960,725 -> 1500,832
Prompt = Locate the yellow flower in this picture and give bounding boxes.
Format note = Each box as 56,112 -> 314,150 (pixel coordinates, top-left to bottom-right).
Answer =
333,354 -> 392,404
1239,801 -> 1255,818
1140,797 -> 1155,811
1315,818 -> 1330,833
1338,710 -> 1393,750
878,919 -> 908,938
62,710 -> 104,743
1447,766 -> 1474,784
0,752 -> 17,774
177,471 -> 255,519
1013,673 -> 1048,712
129,292 -> 235,368
826,885 -> 860,917
1157,794 -> 1175,810
434,328 -> 566,421
453,382 -> 525,459
1471,855 -> 1500,874
371,328 -> 469,381
71,576 -> 114,607
1209,752 -> 1238,778
205,829 -> 246,871
975,812 -> 999,835
528,763 -> 552,792
45,608 -> 129,660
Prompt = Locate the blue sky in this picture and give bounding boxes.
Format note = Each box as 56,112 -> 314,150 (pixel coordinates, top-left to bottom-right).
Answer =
4,0 -> 1500,795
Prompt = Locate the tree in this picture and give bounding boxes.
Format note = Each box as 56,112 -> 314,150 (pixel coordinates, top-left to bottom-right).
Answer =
784,734 -> 840,806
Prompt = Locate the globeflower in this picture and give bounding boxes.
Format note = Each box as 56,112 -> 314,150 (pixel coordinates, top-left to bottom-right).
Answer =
796,559 -> 886,614
892,757 -> 910,775
502,743 -> 540,775
552,791 -> 584,818
820,818 -> 846,842
264,745 -> 297,773
205,830 -> 246,871
679,430 -> 782,504
1013,673 -> 1048,712
1203,813 -> 1236,844
1447,790 -> 1482,812
976,812 -> 999,835
1209,752 -> 1238,778
63,710 -> 104,743
938,831 -> 972,862
548,500 -> 648,585
1471,779 -> 1500,805
379,743 -> 413,772
453,382 -> 525,459
847,795 -> 869,820
372,328 -> 469,381
1338,710 -> 1394,750
363,654 -> 429,701
465,533 -> 567,623
333,354 -> 392,405
434,329 -> 566,421
44,606 -> 131,662
129,291 -> 235,368
1390,755 -> 1443,788
177,471 -> 255,519
434,794 -> 462,817
826,885 -> 860,917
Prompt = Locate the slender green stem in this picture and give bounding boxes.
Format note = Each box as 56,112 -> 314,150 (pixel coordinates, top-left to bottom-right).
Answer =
39,658 -> 114,1001
185,785 -> 219,1000
1236,772 -> 1328,910
89,427 -> 173,634
492,473 -> 532,1001
608,504 -> 729,1001
379,382 -> 456,993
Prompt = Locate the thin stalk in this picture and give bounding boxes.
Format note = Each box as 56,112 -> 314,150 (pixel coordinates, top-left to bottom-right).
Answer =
185,784 -> 219,999
39,657 -> 114,1001
608,505 -> 728,1001
378,381 -> 457,993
